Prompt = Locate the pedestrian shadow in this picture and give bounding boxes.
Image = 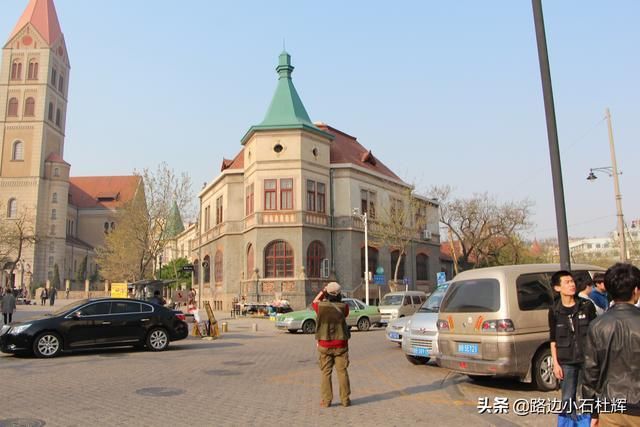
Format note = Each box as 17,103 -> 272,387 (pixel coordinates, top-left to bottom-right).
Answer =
217,333 -> 269,340
350,376 -> 467,406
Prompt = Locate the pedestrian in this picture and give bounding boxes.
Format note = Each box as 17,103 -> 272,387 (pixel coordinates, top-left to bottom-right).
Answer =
1,287 -> 17,325
49,286 -> 57,306
589,272 -> 609,313
312,282 -> 351,408
582,263 -> 640,426
65,287 -> 70,299
150,290 -> 165,306
548,270 -> 597,417
577,275 -> 604,316
40,287 -> 48,306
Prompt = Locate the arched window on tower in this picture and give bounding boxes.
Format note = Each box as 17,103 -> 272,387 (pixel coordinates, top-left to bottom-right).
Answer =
11,61 -> 22,80
55,108 -> 61,126
52,193 -> 58,203
58,75 -> 64,92
8,98 -> 18,117
264,240 -> 294,278
7,199 -> 18,218
48,102 -> 54,121
12,141 -> 24,161
24,97 -> 35,117
28,60 -> 39,80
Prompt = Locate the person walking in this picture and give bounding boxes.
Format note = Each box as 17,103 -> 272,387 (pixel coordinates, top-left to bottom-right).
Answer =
582,263 -> 640,426
312,282 -> 351,408
40,287 -> 48,306
1,287 -> 17,325
49,286 -> 57,306
548,270 -> 597,416
589,272 -> 610,314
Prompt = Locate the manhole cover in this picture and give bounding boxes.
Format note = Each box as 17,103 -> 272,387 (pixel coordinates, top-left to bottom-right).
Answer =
0,419 -> 46,427
204,369 -> 242,376
222,361 -> 255,366
135,387 -> 185,397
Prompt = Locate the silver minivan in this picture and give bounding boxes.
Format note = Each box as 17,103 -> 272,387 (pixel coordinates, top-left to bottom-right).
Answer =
378,291 -> 427,325
437,264 -> 604,391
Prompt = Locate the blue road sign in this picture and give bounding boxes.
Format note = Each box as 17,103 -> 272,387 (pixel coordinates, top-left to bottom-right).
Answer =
437,272 -> 447,285
373,274 -> 385,285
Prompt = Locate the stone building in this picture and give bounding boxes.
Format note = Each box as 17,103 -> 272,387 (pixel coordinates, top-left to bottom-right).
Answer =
186,51 -> 441,311
0,0 -> 141,289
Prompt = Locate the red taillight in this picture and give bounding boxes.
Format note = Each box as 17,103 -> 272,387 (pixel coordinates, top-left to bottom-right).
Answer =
437,319 -> 449,331
175,313 -> 186,321
481,319 -> 515,332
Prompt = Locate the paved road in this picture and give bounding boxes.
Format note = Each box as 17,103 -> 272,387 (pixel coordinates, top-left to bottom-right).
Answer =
0,307 -> 557,426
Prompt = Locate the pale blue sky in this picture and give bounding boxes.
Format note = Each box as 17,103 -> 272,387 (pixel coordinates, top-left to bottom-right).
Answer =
2,1 -> 638,239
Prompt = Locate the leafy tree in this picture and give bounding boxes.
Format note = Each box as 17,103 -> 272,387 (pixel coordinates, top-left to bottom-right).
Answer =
158,257 -> 192,287
430,185 -> 533,271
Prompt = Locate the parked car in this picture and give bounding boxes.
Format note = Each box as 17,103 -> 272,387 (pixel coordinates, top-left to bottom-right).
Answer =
436,264 -> 604,391
275,298 -> 381,334
401,282 -> 450,364
0,298 -> 189,358
385,316 -> 410,345
377,291 -> 426,326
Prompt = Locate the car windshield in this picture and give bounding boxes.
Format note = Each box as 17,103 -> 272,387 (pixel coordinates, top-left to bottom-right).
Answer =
418,284 -> 449,313
51,299 -> 90,316
381,295 -> 403,306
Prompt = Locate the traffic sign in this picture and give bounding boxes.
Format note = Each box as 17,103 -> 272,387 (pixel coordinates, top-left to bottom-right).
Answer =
373,274 -> 385,285
182,264 -> 195,272
437,272 -> 447,284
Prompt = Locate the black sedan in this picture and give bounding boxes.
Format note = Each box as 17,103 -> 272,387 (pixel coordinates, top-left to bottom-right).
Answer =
0,298 -> 189,358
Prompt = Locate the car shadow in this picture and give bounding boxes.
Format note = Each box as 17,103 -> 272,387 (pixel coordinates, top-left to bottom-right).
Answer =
169,341 -> 242,351
458,374 -> 548,392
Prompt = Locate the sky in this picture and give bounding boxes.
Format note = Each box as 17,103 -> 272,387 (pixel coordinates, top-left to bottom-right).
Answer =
2,0 -> 638,240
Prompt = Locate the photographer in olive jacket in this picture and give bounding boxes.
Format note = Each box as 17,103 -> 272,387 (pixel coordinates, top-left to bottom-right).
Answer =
312,282 -> 351,408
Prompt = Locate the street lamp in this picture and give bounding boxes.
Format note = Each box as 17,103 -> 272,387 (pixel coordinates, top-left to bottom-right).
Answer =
254,268 -> 260,303
353,208 -> 370,305
585,108 -> 626,262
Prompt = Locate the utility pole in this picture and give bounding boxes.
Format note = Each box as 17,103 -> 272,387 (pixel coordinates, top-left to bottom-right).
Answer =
605,108 -> 627,262
532,0 -> 571,271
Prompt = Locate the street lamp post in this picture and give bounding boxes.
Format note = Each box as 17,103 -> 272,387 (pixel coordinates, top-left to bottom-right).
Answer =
254,268 -> 260,303
586,108 -> 626,262
353,208 -> 370,305
158,254 -> 163,279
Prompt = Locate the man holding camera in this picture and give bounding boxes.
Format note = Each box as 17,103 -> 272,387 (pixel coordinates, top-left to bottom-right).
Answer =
313,282 -> 351,408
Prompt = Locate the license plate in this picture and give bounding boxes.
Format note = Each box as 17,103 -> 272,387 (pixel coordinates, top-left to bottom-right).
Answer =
413,347 -> 429,356
457,343 -> 479,354
389,332 -> 400,340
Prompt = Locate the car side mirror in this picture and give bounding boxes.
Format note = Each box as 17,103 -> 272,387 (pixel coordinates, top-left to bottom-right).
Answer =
72,311 -> 82,319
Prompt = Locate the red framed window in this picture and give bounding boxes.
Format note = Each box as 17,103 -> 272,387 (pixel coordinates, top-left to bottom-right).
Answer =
280,178 -> 293,210
306,241 -> 325,278
264,179 -> 277,210
11,61 -> 22,80
8,98 -> 18,117
264,240 -> 294,278
24,97 -> 35,117
246,184 -> 254,215
214,251 -> 223,283
306,180 -> 315,211
317,183 -> 326,213
28,61 -> 38,80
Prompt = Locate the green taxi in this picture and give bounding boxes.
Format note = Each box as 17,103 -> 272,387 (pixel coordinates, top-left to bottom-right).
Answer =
275,298 -> 381,334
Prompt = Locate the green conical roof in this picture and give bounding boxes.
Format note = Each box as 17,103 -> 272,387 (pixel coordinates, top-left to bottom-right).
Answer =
165,201 -> 185,239
241,51 -> 333,144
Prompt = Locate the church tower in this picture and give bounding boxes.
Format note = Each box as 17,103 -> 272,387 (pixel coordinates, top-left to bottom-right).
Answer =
1,0 -> 70,285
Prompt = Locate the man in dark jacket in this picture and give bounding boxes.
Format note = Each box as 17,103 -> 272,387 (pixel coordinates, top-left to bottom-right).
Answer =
548,270 -> 597,414
582,263 -> 640,426
313,282 -> 350,408
589,272 -> 610,313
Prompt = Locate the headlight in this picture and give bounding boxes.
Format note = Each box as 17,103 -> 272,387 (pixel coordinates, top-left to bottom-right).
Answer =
283,317 -> 293,323
9,324 -> 32,335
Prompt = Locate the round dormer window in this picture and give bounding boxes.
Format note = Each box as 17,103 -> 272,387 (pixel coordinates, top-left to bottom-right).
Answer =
312,147 -> 319,157
273,144 -> 284,153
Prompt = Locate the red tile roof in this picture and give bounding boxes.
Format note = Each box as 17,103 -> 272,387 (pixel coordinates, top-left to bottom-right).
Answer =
221,148 -> 244,171
9,0 -> 63,45
68,176 -> 141,209
315,123 -> 402,181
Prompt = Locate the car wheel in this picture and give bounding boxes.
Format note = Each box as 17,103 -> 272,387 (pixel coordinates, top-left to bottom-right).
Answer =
146,328 -> 170,351
301,320 -> 316,334
405,355 -> 429,365
532,347 -> 558,391
33,332 -> 62,358
288,329 -> 298,334
357,317 -> 371,331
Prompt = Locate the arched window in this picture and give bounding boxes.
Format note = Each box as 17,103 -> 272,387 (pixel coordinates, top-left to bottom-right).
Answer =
51,209 -> 57,220
193,259 -> 199,282
48,102 -> 54,121
360,246 -> 379,279
203,255 -> 211,283
11,61 -> 22,80
104,222 -> 109,233
416,253 -> 429,281
246,244 -> 254,278
264,240 -> 294,278
52,193 -> 58,203
214,251 -> 223,283
53,167 -> 60,177
8,98 -> 19,117
28,60 -> 39,80
12,141 -> 24,160
24,97 -> 35,117
58,75 -> 64,92
306,241 -> 325,278
390,250 -> 406,280
7,199 -> 18,218
55,108 -> 61,126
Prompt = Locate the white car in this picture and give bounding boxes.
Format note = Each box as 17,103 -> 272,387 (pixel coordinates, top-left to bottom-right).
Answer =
385,316 -> 410,345
402,282 -> 450,365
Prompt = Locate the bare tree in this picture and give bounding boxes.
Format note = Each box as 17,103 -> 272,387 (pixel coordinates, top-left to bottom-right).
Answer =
430,185 -> 533,270
0,204 -> 38,287
96,163 -> 193,282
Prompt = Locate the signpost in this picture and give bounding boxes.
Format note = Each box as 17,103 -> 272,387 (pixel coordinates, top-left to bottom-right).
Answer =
182,264 -> 195,272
